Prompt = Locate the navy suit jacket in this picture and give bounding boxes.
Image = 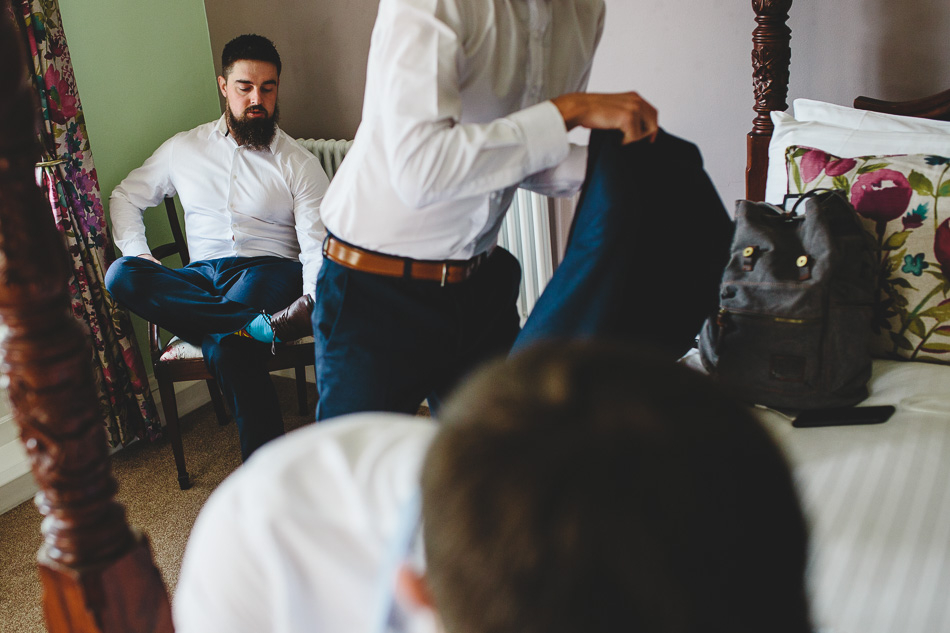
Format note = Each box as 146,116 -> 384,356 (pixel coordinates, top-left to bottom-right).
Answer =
511,129 -> 735,360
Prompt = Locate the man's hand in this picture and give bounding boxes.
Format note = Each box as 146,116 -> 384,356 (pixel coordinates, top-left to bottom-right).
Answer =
552,91 -> 658,145
137,253 -> 162,265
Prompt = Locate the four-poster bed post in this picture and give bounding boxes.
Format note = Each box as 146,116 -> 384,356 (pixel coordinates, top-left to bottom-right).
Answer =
0,1 -> 172,631
748,0 -> 793,201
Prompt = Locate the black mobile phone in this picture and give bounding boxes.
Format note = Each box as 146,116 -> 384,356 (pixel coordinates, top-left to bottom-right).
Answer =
792,405 -> 895,428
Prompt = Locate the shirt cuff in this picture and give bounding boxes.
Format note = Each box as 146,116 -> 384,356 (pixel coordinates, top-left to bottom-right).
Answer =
302,257 -> 321,297
119,238 -> 153,259
520,144 -> 588,198
508,101 -> 571,175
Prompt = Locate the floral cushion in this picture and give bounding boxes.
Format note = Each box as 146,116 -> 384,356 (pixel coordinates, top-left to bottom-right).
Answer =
786,146 -> 950,364
159,335 -> 315,362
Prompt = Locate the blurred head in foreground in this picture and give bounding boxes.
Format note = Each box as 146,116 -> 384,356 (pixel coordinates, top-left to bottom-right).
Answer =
401,342 -> 810,633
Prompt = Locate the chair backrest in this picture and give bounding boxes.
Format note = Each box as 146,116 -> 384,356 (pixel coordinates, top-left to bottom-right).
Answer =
296,138 -> 353,180
150,197 -> 190,265
147,197 -> 190,363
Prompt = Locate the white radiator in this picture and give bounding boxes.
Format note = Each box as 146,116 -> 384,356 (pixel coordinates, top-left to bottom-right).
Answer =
295,138 -> 353,180
497,189 -> 558,323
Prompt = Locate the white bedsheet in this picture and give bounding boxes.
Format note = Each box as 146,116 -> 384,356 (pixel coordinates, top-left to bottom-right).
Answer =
753,360 -> 950,633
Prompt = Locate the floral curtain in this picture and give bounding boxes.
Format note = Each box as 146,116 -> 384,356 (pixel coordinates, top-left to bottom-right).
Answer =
13,0 -> 161,447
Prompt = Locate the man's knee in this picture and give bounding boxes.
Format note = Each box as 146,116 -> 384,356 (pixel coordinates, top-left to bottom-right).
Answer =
104,256 -> 141,303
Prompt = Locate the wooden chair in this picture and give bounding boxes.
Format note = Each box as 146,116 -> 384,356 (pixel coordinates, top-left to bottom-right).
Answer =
149,197 -> 315,490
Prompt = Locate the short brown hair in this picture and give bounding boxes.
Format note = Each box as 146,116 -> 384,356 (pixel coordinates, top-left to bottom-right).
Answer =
421,343 -> 810,633
221,33 -> 281,77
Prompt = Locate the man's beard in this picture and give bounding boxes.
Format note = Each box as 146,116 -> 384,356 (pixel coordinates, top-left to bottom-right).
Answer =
226,103 -> 279,150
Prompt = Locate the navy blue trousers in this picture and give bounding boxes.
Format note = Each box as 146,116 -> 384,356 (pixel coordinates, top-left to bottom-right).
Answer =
312,246 -> 522,420
512,129 -> 735,360
105,255 -> 303,458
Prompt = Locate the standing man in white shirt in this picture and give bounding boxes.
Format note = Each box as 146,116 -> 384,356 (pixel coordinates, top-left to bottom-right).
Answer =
313,0 -> 659,419
106,34 -> 329,460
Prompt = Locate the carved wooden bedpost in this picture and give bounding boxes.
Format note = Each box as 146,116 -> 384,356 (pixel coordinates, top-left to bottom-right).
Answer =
747,0 -> 793,201
0,3 -> 173,631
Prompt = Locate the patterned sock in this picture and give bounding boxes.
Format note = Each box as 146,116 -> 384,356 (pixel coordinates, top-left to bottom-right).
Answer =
234,313 -> 282,343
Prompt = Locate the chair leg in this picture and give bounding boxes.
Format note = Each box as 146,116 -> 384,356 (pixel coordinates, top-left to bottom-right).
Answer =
206,379 -> 230,426
156,373 -> 192,490
294,365 -> 308,414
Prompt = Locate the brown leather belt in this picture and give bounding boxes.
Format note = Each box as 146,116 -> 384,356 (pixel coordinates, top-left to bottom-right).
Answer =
323,235 -> 488,286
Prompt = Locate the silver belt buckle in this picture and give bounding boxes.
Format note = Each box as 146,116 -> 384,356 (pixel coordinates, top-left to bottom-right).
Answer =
441,263 -> 448,287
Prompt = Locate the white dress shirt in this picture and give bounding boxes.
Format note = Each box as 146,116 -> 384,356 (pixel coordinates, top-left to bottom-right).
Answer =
172,413 -> 438,633
110,115 -> 330,295
320,0 -> 605,260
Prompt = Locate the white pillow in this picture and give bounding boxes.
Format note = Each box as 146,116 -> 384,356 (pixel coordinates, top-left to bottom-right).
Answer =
764,111 -> 950,203
793,98 -> 950,134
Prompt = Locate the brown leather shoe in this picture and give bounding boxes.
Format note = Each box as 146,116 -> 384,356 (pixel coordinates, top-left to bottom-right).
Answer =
270,294 -> 315,342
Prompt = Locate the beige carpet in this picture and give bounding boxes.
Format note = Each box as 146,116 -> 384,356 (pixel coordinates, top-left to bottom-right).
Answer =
0,376 -> 318,633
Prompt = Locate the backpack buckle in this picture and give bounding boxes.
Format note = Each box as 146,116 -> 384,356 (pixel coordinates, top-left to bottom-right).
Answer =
797,254 -> 812,281
741,245 -> 759,271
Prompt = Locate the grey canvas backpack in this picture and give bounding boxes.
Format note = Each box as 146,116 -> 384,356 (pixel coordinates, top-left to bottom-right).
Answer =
698,190 -> 876,410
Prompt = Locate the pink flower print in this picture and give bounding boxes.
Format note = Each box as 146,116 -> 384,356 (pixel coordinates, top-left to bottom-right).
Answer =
800,150 -> 829,182
122,345 -> 150,389
850,169 -> 913,223
122,346 -> 138,371
825,157 -> 857,177
44,65 -> 78,124
935,218 -> 950,276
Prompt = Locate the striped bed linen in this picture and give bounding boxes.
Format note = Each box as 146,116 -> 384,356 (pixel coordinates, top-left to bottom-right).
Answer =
756,359 -> 950,633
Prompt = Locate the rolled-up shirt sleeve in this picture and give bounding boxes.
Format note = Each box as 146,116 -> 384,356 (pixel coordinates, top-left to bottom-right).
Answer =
109,137 -> 178,258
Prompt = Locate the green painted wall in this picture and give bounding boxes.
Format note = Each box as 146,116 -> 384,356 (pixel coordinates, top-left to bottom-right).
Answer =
58,0 -> 221,367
